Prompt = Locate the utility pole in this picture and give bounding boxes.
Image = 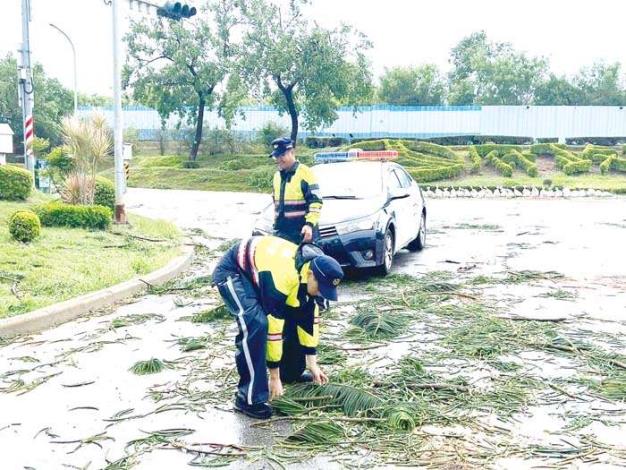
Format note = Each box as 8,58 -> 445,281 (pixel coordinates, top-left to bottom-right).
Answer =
107,0 -> 196,223
18,0 -> 35,179
111,0 -> 127,223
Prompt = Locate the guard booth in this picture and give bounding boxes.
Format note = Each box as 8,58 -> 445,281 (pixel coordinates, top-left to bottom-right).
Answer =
0,122 -> 14,165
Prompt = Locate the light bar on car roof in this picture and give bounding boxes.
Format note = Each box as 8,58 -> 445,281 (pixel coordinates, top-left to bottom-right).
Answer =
313,149 -> 398,163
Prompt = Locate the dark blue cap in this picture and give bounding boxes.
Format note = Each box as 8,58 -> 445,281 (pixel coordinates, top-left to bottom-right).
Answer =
269,137 -> 294,158
310,255 -> 344,301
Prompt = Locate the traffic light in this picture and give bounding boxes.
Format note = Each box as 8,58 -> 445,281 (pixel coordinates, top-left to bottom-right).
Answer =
157,2 -> 197,20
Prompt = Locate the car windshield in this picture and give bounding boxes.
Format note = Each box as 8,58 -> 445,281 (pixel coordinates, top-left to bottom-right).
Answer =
313,163 -> 384,199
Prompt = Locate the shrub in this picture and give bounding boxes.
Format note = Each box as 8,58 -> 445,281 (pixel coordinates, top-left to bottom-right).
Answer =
600,155 -> 615,175
35,202 -> 112,230
468,146 -> 481,173
0,165 -> 33,200
563,160 -> 592,175
611,156 -> 626,173
247,167 -> 275,191
484,150 -> 513,177
401,141 -> 457,159
475,144 -> 521,157
9,210 -> 41,243
407,164 -> 464,182
581,144 -> 617,162
502,150 -> 538,177
348,139 -> 388,151
529,143 -> 567,155
304,136 -> 348,148
44,146 -> 75,187
258,122 -> 289,148
219,159 -> 261,171
182,160 -> 200,169
94,177 -> 115,211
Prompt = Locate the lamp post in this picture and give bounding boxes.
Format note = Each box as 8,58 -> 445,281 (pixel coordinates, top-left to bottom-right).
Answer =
49,23 -> 78,115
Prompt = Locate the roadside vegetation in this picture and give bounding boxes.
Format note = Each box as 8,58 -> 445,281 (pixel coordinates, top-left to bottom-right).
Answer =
102,140 -> 626,194
0,193 -> 181,318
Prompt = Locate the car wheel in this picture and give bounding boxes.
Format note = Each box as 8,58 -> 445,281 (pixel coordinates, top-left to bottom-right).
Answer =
375,227 -> 394,276
407,212 -> 426,252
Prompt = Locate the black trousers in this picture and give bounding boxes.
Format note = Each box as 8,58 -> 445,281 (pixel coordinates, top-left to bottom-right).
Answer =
213,248 -> 305,405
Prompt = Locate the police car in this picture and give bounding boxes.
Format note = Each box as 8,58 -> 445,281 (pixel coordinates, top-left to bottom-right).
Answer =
253,150 -> 427,275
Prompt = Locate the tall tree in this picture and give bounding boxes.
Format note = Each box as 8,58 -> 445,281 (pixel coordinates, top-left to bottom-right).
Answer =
574,62 -> 625,105
534,74 -> 582,105
447,31 -> 548,105
378,65 -> 446,105
124,1 -> 240,161
238,0 -> 373,142
0,54 -> 73,150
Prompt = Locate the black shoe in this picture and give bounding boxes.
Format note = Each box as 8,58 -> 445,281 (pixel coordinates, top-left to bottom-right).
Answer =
233,395 -> 273,419
296,371 -> 314,383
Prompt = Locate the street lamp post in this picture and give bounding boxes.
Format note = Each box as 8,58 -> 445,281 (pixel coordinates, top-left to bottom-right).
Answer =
49,23 -> 78,115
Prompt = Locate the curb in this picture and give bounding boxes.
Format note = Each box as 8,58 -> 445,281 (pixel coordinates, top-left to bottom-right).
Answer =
0,242 -> 195,338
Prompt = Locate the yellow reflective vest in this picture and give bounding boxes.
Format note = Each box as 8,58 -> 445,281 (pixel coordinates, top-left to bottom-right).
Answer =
272,162 -> 323,239
236,236 -> 320,368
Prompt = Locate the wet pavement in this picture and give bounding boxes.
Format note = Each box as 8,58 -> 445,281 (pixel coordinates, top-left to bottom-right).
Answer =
1,188 -> 625,469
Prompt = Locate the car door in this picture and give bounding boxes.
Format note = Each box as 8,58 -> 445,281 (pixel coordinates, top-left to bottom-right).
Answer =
385,167 -> 412,248
394,166 -> 422,237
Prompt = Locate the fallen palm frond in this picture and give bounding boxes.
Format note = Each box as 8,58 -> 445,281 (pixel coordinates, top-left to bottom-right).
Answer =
286,383 -> 383,417
348,307 -> 411,341
191,304 -> 231,323
384,406 -> 417,432
317,343 -> 346,365
504,270 -> 564,284
287,421 -> 345,445
272,397 -> 308,416
177,336 -> 208,352
148,275 -> 213,295
595,376 -> 626,400
110,313 -> 165,329
130,358 -> 166,375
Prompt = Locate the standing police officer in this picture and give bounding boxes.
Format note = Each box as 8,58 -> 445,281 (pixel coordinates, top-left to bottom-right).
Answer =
270,137 -> 323,244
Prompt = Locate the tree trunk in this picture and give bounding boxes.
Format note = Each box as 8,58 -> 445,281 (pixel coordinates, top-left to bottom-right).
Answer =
276,77 -> 299,144
189,95 -> 206,161
285,89 -> 298,144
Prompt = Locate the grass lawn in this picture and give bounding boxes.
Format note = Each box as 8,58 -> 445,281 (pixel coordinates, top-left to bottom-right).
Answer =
100,144 -> 626,193
0,193 -> 182,319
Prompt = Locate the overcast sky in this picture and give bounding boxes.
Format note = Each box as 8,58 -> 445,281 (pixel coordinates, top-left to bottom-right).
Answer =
1,0 -> 625,97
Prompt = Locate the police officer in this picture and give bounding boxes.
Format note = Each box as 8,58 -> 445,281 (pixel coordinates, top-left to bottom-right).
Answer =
212,235 -> 344,419
270,137 -> 323,244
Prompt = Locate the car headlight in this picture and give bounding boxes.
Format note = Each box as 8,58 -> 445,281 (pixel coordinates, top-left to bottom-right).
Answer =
335,213 -> 380,235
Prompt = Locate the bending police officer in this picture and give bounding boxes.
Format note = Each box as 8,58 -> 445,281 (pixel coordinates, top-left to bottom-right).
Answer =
211,235 -> 344,419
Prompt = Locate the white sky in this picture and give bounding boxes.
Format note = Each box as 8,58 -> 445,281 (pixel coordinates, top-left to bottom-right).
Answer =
1,0 -> 625,97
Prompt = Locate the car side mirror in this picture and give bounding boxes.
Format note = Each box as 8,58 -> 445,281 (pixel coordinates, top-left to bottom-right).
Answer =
389,187 -> 409,200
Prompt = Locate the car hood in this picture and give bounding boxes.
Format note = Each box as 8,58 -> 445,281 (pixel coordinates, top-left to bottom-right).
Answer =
319,197 -> 385,225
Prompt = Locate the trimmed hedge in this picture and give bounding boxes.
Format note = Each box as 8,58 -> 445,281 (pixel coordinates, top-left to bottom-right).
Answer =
475,144 -> 521,157
529,143 -> 567,155
581,144 -> 618,161
35,202 -> 112,230
468,146 -> 481,173
94,177 -> 115,212
502,150 -> 538,177
609,156 -> 626,173
407,164 -> 464,182
563,160 -> 592,175
485,150 -> 513,177
9,210 -> 41,243
401,141 -> 457,160
600,155 -> 615,175
347,139 -> 388,151
0,165 -> 33,200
